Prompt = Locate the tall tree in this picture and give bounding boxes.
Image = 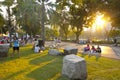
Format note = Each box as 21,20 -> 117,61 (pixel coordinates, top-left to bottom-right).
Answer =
0,13 -> 5,34
56,0 -> 102,42
68,0 -> 88,42
36,0 -> 57,41
109,30 -> 120,39
56,0 -> 72,40
70,0 -> 106,41
13,0 -> 40,36
0,8 -> 7,34
2,0 -> 15,37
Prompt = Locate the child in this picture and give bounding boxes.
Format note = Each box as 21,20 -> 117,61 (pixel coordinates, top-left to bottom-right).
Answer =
34,45 -> 40,53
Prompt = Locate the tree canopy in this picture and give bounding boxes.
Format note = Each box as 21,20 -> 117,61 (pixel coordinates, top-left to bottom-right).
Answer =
0,0 -> 120,41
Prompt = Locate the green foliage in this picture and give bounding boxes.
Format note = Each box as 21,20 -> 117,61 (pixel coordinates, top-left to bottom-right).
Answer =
56,0 -> 104,41
13,0 -> 40,36
1,0 -> 17,36
1,0 -> 14,6
109,30 -> 120,38
0,14 -> 5,28
60,24 -> 70,40
99,0 -> 120,27
0,45 -> 120,80
45,27 -> 59,40
1,0 -> 120,41
0,14 -> 6,33
35,0 -> 59,41
92,40 -> 113,44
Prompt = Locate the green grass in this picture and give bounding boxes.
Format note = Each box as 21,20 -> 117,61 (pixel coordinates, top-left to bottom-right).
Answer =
0,45 -> 120,80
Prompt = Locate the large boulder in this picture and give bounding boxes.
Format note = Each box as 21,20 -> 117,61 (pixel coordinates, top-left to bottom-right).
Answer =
0,44 -> 10,57
48,49 -> 62,56
64,46 -> 78,55
62,54 -> 87,80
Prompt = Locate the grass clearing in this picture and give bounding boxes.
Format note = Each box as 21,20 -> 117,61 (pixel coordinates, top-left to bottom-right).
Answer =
0,45 -> 120,80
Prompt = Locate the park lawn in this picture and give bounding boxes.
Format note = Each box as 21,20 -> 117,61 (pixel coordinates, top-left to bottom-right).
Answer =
0,45 -> 120,80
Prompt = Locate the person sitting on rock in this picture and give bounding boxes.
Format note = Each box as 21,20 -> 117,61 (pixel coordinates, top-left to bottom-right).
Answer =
96,45 -> 102,53
34,45 -> 40,53
84,44 -> 90,52
91,46 -> 96,53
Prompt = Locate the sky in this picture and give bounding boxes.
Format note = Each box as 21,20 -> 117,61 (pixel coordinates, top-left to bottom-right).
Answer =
0,0 -> 4,2
0,0 -> 56,17
0,0 -> 6,17
49,0 -> 56,3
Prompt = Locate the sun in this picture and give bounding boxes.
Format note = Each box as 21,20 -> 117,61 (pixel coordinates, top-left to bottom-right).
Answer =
95,14 -> 105,27
91,14 -> 106,32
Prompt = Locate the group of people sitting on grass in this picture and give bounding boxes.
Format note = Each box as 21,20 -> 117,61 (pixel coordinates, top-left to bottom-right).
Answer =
84,44 -> 102,53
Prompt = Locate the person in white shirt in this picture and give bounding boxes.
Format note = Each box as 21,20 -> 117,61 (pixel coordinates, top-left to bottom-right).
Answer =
32,38 -> 38,50
34,39 -> 38,46
34,45 -> 40,53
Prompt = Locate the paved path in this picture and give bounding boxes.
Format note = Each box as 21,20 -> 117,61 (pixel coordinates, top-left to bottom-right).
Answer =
46,41 -> 120,60
100,46 -> 120,59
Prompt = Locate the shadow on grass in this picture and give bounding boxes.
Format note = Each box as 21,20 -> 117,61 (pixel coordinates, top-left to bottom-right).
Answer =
29,55 -> 56,65
0,49 -> 32,63
2,54 -> 62,80
27,55 -> 66,80
3,59 -> 57,80
0,46 -> 36,63
0,57 -> 17,63
3,68 -> 27,80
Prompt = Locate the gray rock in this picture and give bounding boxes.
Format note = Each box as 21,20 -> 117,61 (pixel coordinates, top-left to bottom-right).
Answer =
82,51 -> 90,55
48,49 -> 62,56
88,52 -> 101,57
62,54 -> 87,80
64,46 -> 78,55
0,44 -> 10,57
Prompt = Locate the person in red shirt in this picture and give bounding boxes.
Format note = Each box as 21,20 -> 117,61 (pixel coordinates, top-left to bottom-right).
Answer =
91,46 -> 96,53
84,44 -> 90,52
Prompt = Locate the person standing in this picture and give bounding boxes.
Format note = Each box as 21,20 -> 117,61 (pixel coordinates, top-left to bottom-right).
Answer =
12,37 -> 20,57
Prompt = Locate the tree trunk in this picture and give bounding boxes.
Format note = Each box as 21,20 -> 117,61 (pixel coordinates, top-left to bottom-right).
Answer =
75,27 -> 82,43
41,3 -> 45,46
65,34 -> 68,40
7,6 -> 12,38
75,33 -> 80,43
